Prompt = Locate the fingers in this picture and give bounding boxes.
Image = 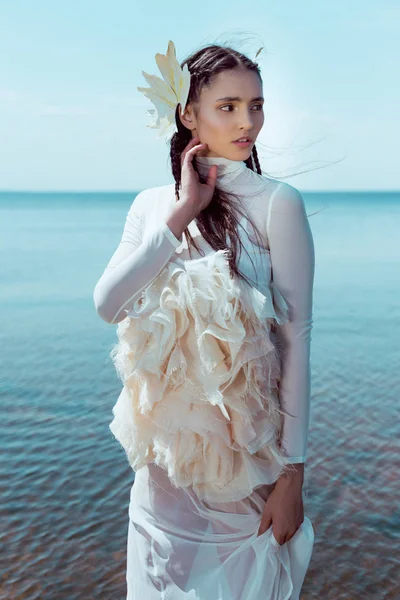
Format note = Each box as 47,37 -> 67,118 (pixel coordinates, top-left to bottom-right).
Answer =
272,527 -> 295,546
180,136 -> 218,193
257,511 -> 301,544
180,136 -> 200,166
180,136 -> 198,166
257,513 -> 272,537
257,517 -> 285,546
272,530 -> 285,546
206,164 -> 218,190
181,136 -> 206,168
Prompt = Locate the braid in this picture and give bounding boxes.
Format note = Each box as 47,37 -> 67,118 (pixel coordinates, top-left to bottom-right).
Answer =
252,145 -> 262,174
244,154 -> 254,171
170,127 -> 191,202
244,146 -> 262,174
170,123 -> 203,256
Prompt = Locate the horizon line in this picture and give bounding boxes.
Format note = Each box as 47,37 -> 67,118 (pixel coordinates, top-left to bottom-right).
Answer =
0,188 -> 399,194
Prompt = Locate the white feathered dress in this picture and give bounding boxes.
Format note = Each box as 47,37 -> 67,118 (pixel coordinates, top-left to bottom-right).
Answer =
93,155 -> 316,599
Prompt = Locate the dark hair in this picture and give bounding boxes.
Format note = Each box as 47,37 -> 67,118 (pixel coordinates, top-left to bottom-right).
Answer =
169,43 -> 269,287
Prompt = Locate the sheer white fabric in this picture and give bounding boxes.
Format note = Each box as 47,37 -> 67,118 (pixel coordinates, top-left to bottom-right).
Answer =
127,463 -> 314,600
93,155 -> 315,598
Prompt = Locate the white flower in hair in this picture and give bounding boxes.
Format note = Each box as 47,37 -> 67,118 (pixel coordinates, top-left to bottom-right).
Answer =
137,40 -> 191,141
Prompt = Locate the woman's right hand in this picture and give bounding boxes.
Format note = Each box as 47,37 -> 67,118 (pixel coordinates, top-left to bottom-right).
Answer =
178,136 -> 218,217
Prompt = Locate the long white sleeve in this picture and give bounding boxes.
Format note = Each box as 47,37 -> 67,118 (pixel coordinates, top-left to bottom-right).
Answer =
93,189 -> 182,324
267,183 -> 315,464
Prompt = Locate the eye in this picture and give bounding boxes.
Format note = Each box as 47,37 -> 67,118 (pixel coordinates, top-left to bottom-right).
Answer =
220,104 -> 264,112
220,104 -> 234,112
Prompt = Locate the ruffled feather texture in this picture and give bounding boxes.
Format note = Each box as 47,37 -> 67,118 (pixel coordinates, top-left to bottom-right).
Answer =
109,249 -> 294,503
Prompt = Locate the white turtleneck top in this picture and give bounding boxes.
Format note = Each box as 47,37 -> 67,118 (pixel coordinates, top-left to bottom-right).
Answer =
93,155 -> 315,465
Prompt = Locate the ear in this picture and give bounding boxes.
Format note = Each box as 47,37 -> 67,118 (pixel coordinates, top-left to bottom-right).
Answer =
178,102 -> 197,132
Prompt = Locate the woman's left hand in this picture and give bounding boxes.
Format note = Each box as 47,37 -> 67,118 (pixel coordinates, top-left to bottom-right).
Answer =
257,465 -> 305,545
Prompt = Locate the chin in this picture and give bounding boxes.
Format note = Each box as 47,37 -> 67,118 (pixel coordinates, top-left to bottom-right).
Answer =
230,146 -> 253,159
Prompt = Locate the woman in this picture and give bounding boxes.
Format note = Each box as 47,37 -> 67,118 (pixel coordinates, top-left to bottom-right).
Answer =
93,41 -> 315,599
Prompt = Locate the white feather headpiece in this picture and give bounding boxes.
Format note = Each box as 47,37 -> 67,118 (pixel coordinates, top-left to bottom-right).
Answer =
137,40 -> 191,142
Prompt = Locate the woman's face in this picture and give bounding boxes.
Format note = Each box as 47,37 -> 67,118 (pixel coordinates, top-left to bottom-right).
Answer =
180,68 -> 265,160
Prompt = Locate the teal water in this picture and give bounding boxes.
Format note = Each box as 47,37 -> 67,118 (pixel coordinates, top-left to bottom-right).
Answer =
1,190 -> 399,599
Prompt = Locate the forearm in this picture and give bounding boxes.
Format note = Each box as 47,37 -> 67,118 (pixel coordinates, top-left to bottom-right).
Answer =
93,187 -> 200,325
276,323 -> 312,463
93,222 -> 181,324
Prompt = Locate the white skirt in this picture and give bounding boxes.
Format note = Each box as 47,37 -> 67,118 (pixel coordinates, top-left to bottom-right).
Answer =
126,463 -> 314,600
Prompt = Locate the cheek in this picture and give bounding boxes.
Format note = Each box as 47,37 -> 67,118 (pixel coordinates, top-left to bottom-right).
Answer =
207,111 -> 226,127
199,113 -> 229,137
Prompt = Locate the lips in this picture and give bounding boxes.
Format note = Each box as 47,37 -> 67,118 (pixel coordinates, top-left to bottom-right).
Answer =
233,136 -> 253,142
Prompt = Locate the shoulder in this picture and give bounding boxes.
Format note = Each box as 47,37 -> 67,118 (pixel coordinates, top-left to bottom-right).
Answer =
261,178 -> 306,218
128,183 -> 175,215
247,170 -> 305,208
272,179 -> 304,204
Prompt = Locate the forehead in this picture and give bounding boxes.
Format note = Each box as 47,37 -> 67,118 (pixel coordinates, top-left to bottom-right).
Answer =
201,69 -> 263,101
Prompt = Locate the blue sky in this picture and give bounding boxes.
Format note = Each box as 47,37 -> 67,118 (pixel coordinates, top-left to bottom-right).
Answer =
0,1 -> 398,191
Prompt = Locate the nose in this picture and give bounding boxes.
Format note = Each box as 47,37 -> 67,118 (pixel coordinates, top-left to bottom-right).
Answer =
238,108 -> 255,131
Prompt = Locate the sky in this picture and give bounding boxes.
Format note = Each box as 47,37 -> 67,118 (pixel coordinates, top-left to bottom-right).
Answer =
0,1 -> 399,192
